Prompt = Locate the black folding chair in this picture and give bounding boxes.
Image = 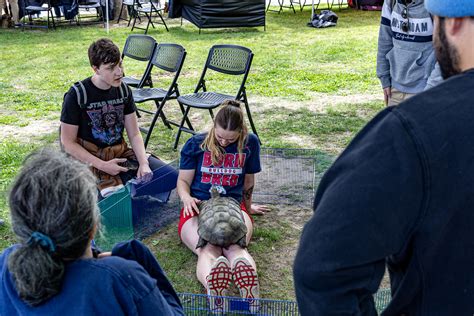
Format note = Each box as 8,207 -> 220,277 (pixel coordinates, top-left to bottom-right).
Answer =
328,0 -> 347,10
76,0 -> 105,26
21,0 -> 56,29
122,34 -> 157,88
132,43 -> 187,148
116,0 -> 134,25
266,0 -> 297,13
173,44 -> 261,150
131,0 -> 168,34
300,0 -> 325,11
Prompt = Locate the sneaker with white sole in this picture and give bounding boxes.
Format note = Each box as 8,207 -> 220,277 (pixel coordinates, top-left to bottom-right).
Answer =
232,257 -> 260,314
206,256 -> 232,314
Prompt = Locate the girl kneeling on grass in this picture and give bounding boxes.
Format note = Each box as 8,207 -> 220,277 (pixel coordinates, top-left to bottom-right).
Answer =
0,148 -> 184,316
177,100 -> 269,313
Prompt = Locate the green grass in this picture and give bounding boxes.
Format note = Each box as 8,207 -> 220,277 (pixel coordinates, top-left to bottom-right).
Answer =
0,6 -> 386,300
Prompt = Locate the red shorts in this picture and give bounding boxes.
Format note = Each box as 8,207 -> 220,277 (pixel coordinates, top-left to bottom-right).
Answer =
178,201 -> 253,237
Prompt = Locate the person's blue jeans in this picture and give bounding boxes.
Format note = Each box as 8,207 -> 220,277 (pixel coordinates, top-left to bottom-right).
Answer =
112,239 -> 184,314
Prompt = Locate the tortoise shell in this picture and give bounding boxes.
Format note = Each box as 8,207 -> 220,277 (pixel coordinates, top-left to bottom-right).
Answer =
196,188 -> 248,249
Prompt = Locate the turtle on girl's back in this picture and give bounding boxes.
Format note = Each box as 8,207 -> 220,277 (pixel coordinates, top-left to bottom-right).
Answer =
196,187 -> 248,249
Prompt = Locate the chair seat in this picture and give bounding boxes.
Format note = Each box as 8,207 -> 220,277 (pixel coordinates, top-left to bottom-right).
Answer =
80,3 -> 101,8
123,76 -> 141,87
132,87 -> 168,103
25,5 -> 49,11
137,6 -> 163,13
177,92 -> 235,109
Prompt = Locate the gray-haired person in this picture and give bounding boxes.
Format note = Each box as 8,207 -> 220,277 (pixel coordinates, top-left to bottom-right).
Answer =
0,148 -> 184,315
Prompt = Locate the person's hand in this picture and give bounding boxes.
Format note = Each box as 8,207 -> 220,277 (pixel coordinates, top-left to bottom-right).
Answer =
136,163 -> 153,183
182,195 -> 201,217
383,87 -> 392,106
100,158 -> 128,176
249,204 -> 271,215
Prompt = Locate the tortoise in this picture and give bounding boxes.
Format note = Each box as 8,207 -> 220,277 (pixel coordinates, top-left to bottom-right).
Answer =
196,187 -> 248,249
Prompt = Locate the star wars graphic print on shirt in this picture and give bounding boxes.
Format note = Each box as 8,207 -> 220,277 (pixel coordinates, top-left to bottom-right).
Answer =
60,77 -> 137,148
87,103 -> 125,145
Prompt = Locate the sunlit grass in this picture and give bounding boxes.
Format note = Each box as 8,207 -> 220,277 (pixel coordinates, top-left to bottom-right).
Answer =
0,7 -> 385,300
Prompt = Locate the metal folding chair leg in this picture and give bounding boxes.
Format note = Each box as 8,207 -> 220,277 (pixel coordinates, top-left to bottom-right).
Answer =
241,95 -> 261,145
173,105 -> 193,150
153,100 -> 172,129
157,10 -> 169,31
143,101 -> 166,148
266,0 -> 296,13
178,102 -> 194,131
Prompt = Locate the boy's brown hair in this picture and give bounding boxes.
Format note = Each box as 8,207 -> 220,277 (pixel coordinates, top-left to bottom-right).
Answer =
88,38 -> 121,68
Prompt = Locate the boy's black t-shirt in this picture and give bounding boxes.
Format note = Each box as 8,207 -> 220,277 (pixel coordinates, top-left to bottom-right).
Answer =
60,77 -> 137,148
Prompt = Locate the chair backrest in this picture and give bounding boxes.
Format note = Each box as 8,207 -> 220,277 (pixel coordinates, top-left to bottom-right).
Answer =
151,43 -> 186,73
206,45 -> 253,76
196,45 -> 254,98
122,34 -> 157,62
138,43 -> 186,88
135,0 -> 161,9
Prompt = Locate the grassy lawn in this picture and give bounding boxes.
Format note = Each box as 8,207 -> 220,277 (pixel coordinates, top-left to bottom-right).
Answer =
0,6 -> 386,300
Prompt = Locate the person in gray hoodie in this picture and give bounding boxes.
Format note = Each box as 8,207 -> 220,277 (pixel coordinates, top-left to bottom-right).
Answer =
377,0 -> 442,106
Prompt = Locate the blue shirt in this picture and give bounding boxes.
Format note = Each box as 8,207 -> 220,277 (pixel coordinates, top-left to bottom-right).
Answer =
1,242 -> 183,316
180,133 -> 261,202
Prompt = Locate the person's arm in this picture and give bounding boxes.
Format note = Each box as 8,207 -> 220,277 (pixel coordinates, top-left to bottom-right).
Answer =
243,134 -> 269,215
376,1 -> 394,105
60,122 -> 127,176
177,169 -> 201,217
124,112 -> 152,179
424,62 -> 443,90
293,108 -> 426,315
243,173 -> 255,213
243,173 -> 269,215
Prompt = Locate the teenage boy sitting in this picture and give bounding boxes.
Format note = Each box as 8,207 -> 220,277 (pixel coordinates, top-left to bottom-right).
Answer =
60,38 -> 165,197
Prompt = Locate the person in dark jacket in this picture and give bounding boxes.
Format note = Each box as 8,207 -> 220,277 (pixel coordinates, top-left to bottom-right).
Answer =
294,0 -> 474,314
0,148 -> 184,316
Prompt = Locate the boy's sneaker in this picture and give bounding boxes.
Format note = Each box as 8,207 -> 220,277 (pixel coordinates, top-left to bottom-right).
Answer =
206,256 -> 232,314
232,257 -> 260,314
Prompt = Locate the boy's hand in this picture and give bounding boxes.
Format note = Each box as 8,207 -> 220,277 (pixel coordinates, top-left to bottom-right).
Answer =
137,163 -> 153,183
101,158 -> 128,175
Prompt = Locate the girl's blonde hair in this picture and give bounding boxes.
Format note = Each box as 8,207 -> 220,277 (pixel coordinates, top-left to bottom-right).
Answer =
200,100 -> 248,165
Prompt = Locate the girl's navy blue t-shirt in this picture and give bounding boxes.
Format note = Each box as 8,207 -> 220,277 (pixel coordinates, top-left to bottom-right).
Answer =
180,133 -> 261,202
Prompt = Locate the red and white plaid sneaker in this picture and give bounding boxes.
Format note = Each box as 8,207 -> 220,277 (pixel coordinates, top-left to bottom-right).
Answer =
232,257 -> 260,314
206,256 -> 232,314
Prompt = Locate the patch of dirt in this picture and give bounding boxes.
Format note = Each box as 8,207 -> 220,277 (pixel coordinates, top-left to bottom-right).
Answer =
0,93 -> 382,141
251,93 -> 382,114
281,134 -> 316,148
252,204 -> 314,300
0,120 -> 59,140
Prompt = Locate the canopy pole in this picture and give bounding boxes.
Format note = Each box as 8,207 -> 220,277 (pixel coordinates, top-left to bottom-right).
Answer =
106,0 -> 109,33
